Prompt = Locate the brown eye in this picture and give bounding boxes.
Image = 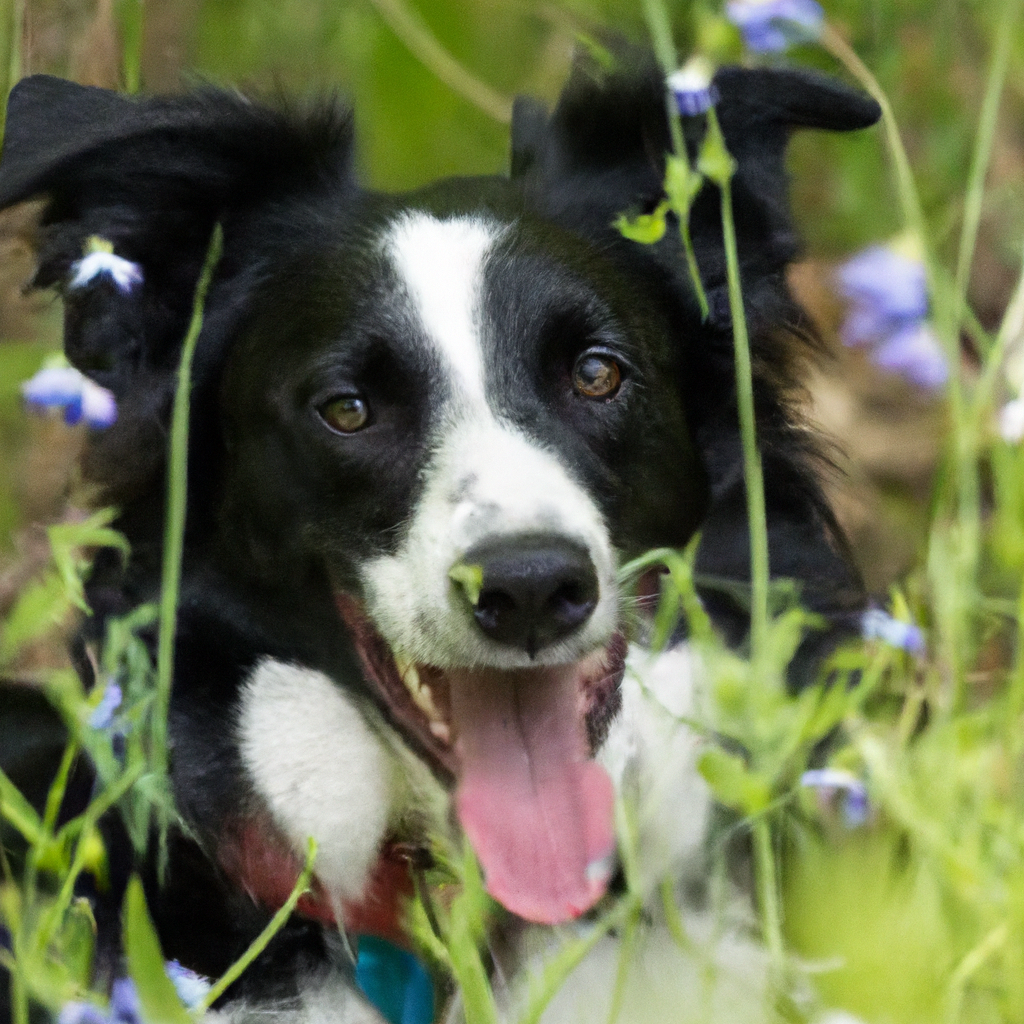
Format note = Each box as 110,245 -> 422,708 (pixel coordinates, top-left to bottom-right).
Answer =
572,352 -> 622,399
319,395 -> 370,433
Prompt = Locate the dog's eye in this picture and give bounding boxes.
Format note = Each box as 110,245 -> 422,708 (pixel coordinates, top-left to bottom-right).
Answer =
319,395 -> 370,433
572,352 -> 622,400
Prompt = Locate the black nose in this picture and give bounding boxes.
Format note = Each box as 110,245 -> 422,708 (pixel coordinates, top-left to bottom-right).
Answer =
463,536 -> 599,658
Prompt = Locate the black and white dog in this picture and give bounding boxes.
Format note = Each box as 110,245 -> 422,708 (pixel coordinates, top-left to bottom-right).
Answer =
0,51 -> 877,1022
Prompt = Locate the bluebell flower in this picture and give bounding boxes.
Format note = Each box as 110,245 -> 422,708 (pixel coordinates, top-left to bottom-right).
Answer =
89,682 -> 123,730
801,768 -> 870,828
21,365 -> 118,428
108,979 -> 140,1024
726,0 -> 824,53
667,57 -> 718,117
69,237 -> 143,295
58,980 -> 140,1024
861,607 -> 926,656
58,1003 -> 109,1024
164,960 -> 212,1010
836,245 -> 948,390
872,322 -> 949,389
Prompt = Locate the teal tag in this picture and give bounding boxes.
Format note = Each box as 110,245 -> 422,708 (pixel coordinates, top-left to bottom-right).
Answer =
355,935 -> 434,1024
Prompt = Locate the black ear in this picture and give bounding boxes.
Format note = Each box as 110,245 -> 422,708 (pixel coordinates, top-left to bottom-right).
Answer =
0,75 -> 355,397
512,52 -> 879,278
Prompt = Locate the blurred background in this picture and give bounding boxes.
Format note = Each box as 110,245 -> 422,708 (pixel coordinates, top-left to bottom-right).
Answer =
0,0 -> 1023,637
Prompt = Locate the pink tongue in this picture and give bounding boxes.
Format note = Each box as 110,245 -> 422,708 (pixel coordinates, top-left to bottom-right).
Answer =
449,664 -> 615,924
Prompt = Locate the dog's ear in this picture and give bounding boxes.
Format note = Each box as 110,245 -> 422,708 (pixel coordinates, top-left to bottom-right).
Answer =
513,54 -> 879,277
0,75 -> 355,396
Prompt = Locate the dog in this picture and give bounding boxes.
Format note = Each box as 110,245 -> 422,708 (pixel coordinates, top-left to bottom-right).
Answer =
0,51 -> 878,1023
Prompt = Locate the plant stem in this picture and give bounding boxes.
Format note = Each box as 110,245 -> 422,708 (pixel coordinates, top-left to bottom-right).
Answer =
751,816 -> 785,976
641,0 -> 711,320
820,24 -> 930,284
118,0 -> 144,94
365,0 -> 511,123
709,109 -> 769,666
954,0 -> 1021,340
199,838 -> 318,1011
154,224 -> 223,873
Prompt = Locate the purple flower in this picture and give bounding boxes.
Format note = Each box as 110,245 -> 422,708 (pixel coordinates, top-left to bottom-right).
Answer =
58,979 -> 145,1024
165,960 -> 211,1009
872,322 -> 949,389
21,365 -> 118,428
58,1004 -> 109,1024
108,979 -> 140,1024
801,768 -> 870,828
726,0 -> 824,53
837,246 -> 929,344
836,245 -> 947,390
667,57 -> 718,117
861,608 -> 926,656
69,237 -> 143,295
89,682 -> 123,730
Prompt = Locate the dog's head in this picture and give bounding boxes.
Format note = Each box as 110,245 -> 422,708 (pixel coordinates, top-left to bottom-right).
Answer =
0,57 -> 877,924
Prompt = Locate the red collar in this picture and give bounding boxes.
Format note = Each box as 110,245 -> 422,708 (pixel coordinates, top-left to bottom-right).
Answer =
220,818 -> 416,948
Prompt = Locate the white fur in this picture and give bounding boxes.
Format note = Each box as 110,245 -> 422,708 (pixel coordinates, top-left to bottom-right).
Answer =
209,975 -> 384,1024
387,212 -> 496,406
361,413 -> 618,668
599,645 -> 713,889
237,659 -> 399,903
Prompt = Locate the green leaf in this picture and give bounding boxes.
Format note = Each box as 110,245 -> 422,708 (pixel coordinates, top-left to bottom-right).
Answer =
614,201 -> 669,245
696,115 -> 736,185
1,573 -> 73,663
449,562 -> 484,606
123,876 -> 191,1024
0,766 -> 43,845
697,746 -> 771,815
664,154 -> 704,213
53,898 -> 96,989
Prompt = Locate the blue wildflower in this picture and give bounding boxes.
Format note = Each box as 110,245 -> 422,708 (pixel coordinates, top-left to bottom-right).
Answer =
801,768 -> 870,828
69,237 -> 143,295
726,0 -> 824,53
837,245 -> 947,390
108,979 -> 140,1024
667,57 -> 719,117
165,960 -> 212,1010
872,322 -> 949,389
861,607 -> 926,656
89,682 -> 123,730
21,365 -> 118,428
58,1004 -> 109,1024
58,980 -> 140,1024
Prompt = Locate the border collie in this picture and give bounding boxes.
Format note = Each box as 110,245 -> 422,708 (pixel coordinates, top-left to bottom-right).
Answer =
0,51 -> 878,1023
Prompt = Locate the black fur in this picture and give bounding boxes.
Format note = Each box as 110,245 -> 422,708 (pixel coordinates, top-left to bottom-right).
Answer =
0,52 -> 878,1018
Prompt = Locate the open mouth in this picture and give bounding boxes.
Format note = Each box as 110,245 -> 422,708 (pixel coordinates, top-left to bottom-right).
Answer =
336,594 -> 626,925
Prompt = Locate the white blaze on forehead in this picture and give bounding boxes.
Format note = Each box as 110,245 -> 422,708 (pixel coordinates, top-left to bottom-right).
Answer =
386,212 -> 499,405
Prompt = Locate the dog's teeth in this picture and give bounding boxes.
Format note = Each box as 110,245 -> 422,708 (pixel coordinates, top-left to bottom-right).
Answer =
400,662 -> 421,693
397,659 -> 449,734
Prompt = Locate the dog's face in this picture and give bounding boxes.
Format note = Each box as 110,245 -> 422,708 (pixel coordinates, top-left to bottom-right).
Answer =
0,60 -> 877,930
214,192 -> 707,921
